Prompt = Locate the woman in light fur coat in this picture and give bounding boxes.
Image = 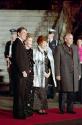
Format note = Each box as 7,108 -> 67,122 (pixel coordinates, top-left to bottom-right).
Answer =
33,35 -> 56,114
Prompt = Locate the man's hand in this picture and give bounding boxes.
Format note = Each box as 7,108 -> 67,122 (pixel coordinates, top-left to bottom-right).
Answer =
56,76 -> 61,81
22,71 -> 27,77
79,75 -> 81,80
6,58 -> 11,68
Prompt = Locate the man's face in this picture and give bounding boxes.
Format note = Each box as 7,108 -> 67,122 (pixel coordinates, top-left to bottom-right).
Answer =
48,33 -> 54,40
64,34 -> 73,45
11,33 -> 17,41
18,29 -> 27,41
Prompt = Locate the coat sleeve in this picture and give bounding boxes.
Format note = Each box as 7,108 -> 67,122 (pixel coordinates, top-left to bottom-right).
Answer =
15,42 -> 26,73
76,46 -> 81,77
4,42 -> 9,58
55,46 -> 61,77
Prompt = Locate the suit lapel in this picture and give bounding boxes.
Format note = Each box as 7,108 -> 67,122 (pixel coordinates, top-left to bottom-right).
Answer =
62,44 -> 72,56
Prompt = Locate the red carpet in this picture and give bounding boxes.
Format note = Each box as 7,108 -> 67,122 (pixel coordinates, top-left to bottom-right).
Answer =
0,108 -> 82,125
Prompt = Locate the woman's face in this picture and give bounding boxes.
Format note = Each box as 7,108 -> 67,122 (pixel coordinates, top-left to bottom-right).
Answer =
25,37 -> 32,49
40,40 -> 47,49
77,39 -> 82,47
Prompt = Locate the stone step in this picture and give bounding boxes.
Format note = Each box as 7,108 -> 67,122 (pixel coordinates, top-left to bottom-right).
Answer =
0,10 -> 56,83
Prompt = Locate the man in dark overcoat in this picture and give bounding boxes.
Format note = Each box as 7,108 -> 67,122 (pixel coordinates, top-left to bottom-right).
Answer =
55,33 -> 81,114
12,27 -> 28,119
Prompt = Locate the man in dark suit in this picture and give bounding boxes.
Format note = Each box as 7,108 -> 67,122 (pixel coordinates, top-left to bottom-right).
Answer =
48,28 -> 58,56
12,27 -> 30,119
47,29 -> 58,99
4,29 -> 17,96
55,33 -> 81,114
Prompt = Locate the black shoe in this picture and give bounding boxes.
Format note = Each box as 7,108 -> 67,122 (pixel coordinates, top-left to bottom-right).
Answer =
67,111 -> 76,114
59,109 -> 65,114
37,109 -> 48,115
37,110 -> 45,115
43,112 -> 48,114
38,112 -> 44,115
60,111 -> 64,114
14,115 -> 26,119
25,111 -> 33,117
42,110 -> 47,114
26,112 -> 33,117
33,109 -> 38,113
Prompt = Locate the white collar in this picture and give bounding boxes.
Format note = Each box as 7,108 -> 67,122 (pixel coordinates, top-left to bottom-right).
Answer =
18,37 -> 23,42
48,38 -> 53,43
38,46 -> 44,53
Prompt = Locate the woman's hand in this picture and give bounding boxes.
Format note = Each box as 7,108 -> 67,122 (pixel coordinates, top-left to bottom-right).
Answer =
44,69 -> 51,78
22,71 -> 27,77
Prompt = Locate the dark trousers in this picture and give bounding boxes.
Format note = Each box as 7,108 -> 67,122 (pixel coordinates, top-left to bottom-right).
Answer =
78,64 -> 82,103
8,64 -> 14,96
13,75 -> 27,118
24,78 -> 34,115
47,75 -> 55,99
33,87 -> 48,110
79,78 -> 82,103
59,92 -> 74,112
